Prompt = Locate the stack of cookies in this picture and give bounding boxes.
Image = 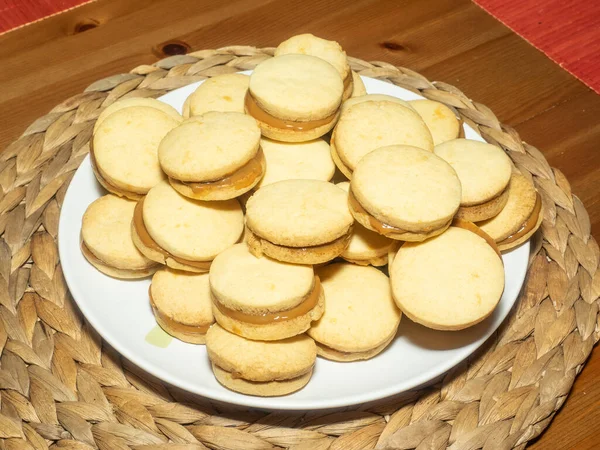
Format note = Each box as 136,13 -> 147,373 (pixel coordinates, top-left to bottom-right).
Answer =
81,33 -> 543,397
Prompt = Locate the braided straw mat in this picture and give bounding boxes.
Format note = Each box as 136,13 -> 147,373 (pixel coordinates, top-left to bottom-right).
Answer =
0,46 -> 598,450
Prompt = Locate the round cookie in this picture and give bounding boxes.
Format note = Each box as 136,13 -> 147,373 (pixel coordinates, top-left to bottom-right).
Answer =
94,98 -> 182,133
308,263 -> 401,361
410,100 -> 461,145
351,72 -> 367,97
150,268 -> 214,344
132,181 -> 244,272
92,106 -> 180,199
245,179 -> 354,264
275,34 -> 352,100
332,100 -> 433,177
210,244 -> 324,340
350,146 -> 461,241
183,73 -> 250,118
336,182 -> 396,266
246,54 -> 343,142
434,139 -> 512,222
81,195 -> 158,278
206,324 -> 316,396
256,138 -> 335,189
478,172 -> 543,251
159,113 -> 264,201
340,93 -> 415,114
390,226 -> 505,330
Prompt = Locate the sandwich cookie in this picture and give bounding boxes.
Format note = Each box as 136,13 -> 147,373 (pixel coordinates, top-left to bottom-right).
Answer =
92,106 -> 180,200
434,139 -> 512,222
351,72 -> 367,97
340,93 -> 415,114
332,100 -> 433,178
81,195 -> 158,278
132,181 -> 244,272
390,223 -> 504,330
336,182 -> 397,266
410,99 -> 461,145
158,112 -> 264,201
350,146 -> 461,241
94,97 -> 182,134
209,244 -> 324,340
245,179 -> 354,264
149,268 -> 214,344
275,33 -> 353,100
183,73 -> 250,118
478,172 -> 543,251
256,137 -> 335,189
206,324 -> 316,396
308,263 -> 402,361
246,54 -> 343,142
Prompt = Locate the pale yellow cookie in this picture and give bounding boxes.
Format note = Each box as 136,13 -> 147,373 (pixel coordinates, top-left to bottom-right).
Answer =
94,98 -> 182,133
206,324 -> 316,396
81,195 -> 158,278
150,268 -> 214,344
340,93 -> 415,114
210,244 -> 324,340
351,72 -> 367,97
309,263 -> 401,361
92,107 -> 180,197
411,99 -> 460,145
332,100 -> 433,176
256,138 -> 335,189
336,182 -> 396,266
350,146 -> 461,241
390,226 -> 505,330
434,138 -> 512,222
184,73 -> 250,117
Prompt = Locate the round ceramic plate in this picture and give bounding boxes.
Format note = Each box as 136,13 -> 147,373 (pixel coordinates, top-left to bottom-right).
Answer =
58,73 -> 529,410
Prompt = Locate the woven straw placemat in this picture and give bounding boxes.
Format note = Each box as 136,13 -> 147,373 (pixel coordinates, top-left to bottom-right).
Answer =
0,47 -> 598,450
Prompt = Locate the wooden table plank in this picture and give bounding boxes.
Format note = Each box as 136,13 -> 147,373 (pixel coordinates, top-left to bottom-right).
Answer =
0,1 -> 598,448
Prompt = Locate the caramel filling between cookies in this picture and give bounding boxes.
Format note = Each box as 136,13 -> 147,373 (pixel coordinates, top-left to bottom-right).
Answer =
89,142 -> 142,200
213,276 -> 322,325
245,92 -> 337,131
133,199 -> 212,270
498,193 -> 542,246
452,218 -> 502,259
149,289 -> 211,335
170,148 -> 265,194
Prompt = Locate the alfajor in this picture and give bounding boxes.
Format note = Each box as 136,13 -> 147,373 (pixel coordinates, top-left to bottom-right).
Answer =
159,112 -> 264,201
206,324 -> 316,396
309,263 -> 402,361
434,139 -> 512,222
349,146 -> 461,241
336,182 -> 397,266
209,244 -> 324,341
245,179 -> 354,264
132,181 -> 244,272
390,223 -> 504,330
256,137 -> 335,189
149,268 -> 214,344
94,97 -> 182,133
275,33 -> 353,100
411,99 -> 461,145
478,172 -> 543,251
246,54 -> 343,142
92,106 -> 180,199
183,73 -> 250,118
331,100 -> 433,178
81,195 -> 158,278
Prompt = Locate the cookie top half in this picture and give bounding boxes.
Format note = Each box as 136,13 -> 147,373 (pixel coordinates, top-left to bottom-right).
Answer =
249,54 -> 343,121
186,73 -> 249,117
94,97 -> 182,133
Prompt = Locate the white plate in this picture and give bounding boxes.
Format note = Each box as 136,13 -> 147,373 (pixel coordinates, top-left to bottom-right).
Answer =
58,74 -> 529,410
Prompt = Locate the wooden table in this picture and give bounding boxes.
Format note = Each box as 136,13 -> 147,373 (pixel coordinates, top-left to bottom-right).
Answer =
0,0 -> 598,448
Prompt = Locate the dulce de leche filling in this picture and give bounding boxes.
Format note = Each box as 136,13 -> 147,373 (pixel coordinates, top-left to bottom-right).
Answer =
133,199 -> 211,270
149,289 -> 211,335
348,191 -> 414,236
498,193 -> 542,246
245,92 -> 337,132
213,277 -> 322,325
172,148 -> 265,194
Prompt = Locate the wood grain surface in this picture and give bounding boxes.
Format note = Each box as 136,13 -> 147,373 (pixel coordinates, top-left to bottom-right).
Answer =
0,0 -> 598,448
